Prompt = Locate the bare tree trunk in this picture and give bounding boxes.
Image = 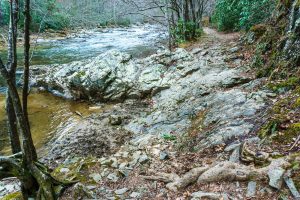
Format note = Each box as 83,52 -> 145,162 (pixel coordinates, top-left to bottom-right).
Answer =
183,0 -> 190,40
23,0 -> 31,126
6,95 -> 20,153
189,0 -> 196,38
6,0 -> 21,154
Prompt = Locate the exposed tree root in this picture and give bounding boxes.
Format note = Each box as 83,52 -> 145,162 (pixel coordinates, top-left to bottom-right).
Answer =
167,167 -> 208,192
143,155 -> 298,192
0,154 -> 73,199
142,166 -> 208,192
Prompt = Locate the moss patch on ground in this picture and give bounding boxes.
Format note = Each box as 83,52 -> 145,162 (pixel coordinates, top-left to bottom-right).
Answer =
267,77 -> 300,93
257,86 -> 300,152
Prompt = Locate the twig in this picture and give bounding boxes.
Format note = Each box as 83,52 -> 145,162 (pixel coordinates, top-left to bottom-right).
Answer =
289,134 -> 300,151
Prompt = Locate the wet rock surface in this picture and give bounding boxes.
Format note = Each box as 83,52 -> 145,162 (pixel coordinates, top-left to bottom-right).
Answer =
33,40 -> 274,159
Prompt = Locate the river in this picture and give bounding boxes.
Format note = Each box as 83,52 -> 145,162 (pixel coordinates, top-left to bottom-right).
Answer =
0,25 -> 166,66
0,25 -> 166,154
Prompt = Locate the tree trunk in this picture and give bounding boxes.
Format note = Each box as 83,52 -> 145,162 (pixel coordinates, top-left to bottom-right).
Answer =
189,0 -> 196,38
183,0 -> 190,40
6,94 -> 21,153
6,0 -> 21,154
23,0 -> 31,126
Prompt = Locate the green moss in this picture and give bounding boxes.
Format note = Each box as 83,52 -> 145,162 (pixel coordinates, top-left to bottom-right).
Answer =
52,157 -> 100,184
273,123 -> 300,144
1,192 -> 23,200
268,77 -> 300,92
75,71 -> 86,79
258,120 -> 279,138
293,97 -> 300,108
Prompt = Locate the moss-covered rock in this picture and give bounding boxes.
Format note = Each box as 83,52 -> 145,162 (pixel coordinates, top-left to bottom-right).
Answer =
1,192 -> 23,200
51,157 -> 101,184
249,0 -> 300,80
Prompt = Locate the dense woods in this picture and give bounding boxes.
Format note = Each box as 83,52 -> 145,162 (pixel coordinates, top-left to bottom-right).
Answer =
0,0 -> 300,199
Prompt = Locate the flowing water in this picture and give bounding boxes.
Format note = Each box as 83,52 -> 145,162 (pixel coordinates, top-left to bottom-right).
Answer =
0,25 -> 166,66
0,25 -> 166,154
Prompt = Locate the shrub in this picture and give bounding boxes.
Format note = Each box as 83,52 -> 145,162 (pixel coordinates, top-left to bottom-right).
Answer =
171,19 -> 203,43
213,0 -> 275,31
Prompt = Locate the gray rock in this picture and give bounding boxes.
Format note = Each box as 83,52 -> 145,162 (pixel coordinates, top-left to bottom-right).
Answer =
259,187 -> 273,195
119,168 -> 130,177
115,188 -> 128,195
283,174 -> 300,199
229,46 -> 240,53
0,181 -> 21,199
111,157 -> 119,168
130,192 -> 142,198
191,191 -> 222,200
107,173 -> 119,182
89,173 -> 102,183
130,151 -> 142,166
225,143 -> 241,152
268,167 -> 285,189
101,168 -> 110,177
246,181 -> 257,198
119,162 -> 128,169
159,151 -> 169,160
32,49 -> 193,102
229,147 -> 240,163
138,154 -> 149,164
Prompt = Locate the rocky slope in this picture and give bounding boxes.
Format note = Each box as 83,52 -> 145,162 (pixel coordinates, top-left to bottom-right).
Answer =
1,28 -> 299,199
30,31 -> 274,161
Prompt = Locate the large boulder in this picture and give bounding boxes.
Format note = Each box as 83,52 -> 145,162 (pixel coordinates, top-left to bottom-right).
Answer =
31,49 -> 194,102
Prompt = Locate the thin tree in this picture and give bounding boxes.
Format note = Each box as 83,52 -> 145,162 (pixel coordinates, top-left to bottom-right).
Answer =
0,0 -> 70,199
6,0 -> 21,155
